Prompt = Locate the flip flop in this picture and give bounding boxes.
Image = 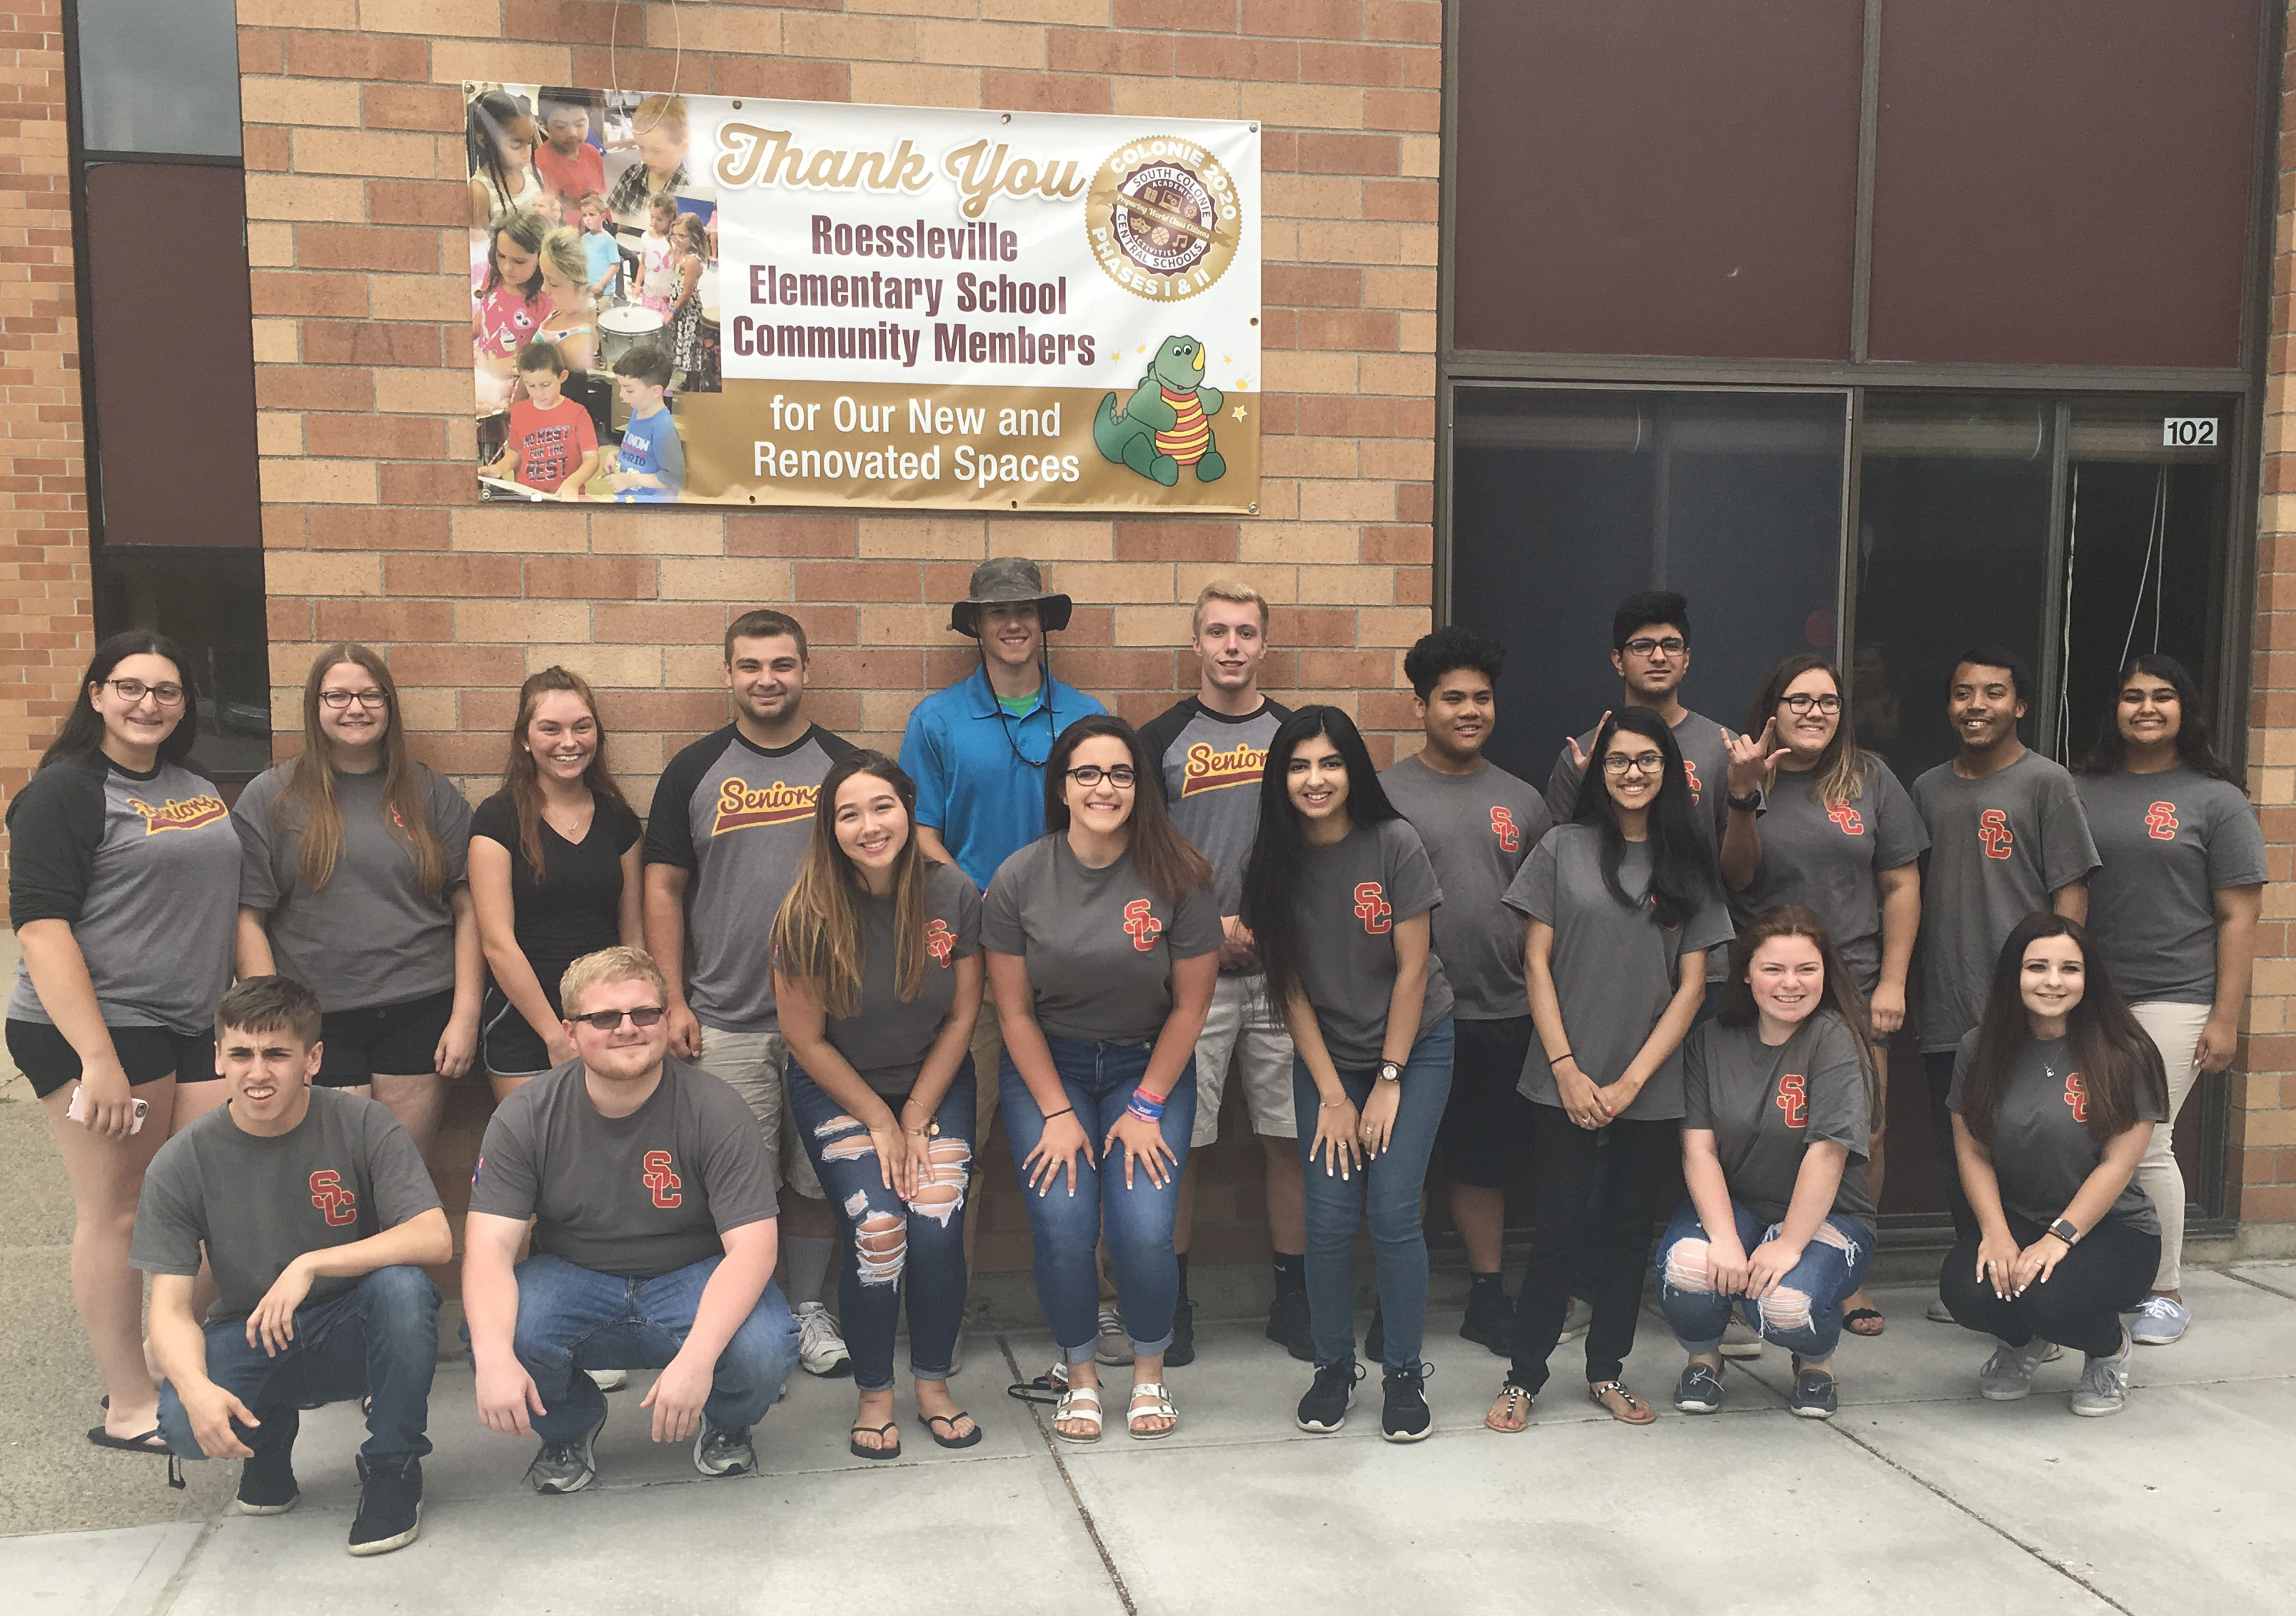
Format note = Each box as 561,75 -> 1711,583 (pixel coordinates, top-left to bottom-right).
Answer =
86,1425 -> 169,1455
1843,1308 -> 1887,1338
1485,1380 -> 1534,1434
922,1411 -> 982,1450
1588,1380 -> 1656,1425
847,1420 -> 901,1461
1006,1362 -> 1069,1408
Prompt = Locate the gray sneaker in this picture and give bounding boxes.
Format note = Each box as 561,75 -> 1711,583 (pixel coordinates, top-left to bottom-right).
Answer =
2070,1335 -> 2133,1418
1978,1338 -> 2051,1400
525,1419 -> 602,1495
2129,1293 -> 2190,1347
1718,1316 -> 1763,1360
693,1414 -> 757,1477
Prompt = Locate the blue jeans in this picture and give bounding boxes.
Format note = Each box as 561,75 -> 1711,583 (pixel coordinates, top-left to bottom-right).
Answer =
787,1053 -> 975,1392
1000,1036 -> 1196,1362
1294,1019 -> 1455,1371
1654,1198 -> 1874,1361
158,1265 -> 439,1463
511,1252 -> 799,1443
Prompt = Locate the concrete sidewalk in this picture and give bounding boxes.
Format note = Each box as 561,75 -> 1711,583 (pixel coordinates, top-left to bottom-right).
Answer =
6,1268 -> 2295,1616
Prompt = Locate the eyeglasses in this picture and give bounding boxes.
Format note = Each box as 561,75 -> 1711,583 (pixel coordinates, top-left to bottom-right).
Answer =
1781,693 -> 1843,715
1067,764 -> 1137,788
319,688 -> 391,710
1601,754 -> 1666,777
569,1005 -> 667,1031
1623,636 -> 1686,657
104,678 -> 186,707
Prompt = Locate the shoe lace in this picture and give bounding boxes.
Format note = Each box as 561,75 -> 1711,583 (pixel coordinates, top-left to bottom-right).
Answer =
2138,1294 -> 2178,1318
1316,1360 -> 1365,1395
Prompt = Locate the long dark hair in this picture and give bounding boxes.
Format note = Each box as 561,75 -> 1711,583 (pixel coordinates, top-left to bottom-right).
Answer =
1570,706 -> 1718,928
1044,714 -> 1212,907
465,87 -> 533,208
498,666 -> 632,883
39,630 -> 200,771
772,751 -> 935,1019
1718,903 -> 1878,1112
1239,705 -> 1404,1011
1959,912 -> 2167,1146
1744,654 -> 1870,804
272,644 -> 448,895
2076,652 -> 2237,784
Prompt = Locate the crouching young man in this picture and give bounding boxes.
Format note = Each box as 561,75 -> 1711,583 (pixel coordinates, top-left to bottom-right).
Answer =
134,975 -> 451,1556
465,946 -> 799,1493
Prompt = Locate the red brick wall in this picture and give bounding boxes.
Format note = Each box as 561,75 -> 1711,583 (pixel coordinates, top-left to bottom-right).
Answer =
0,0 -> 91,803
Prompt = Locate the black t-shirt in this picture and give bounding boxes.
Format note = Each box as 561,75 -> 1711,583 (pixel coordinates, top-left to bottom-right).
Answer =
470,789 -> 643,1011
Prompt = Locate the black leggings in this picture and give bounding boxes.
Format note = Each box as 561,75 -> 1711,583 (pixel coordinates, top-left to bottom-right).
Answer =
1939,1210 -> 2159,1359
1507,1109 -> 1677,1393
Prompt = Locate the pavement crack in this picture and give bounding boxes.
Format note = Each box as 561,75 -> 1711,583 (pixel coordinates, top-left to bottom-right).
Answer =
996,1331 -> 1137,1616
148,1516 -> 220,1616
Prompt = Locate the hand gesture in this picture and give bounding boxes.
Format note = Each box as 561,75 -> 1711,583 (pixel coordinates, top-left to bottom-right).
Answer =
1744,1237 -> 1803,1301
1024,1108 -> 1093,1197
1724,719 -> 1790,801
867,1118 -> 910,1196
1564,712 -> 1613,775
475,1355 -> 548,1438
643,1349 -> 714,1444
1309,1094 -> 1361,1179
183,1380 -> 259,1460
1103,1107 -> 1178,1189
245,1258 -> 316,1358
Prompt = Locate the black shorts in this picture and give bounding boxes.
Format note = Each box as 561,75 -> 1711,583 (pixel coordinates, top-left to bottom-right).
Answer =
1439,1015 -> 1536,1189
480,987 -> 560,1079
6,1018 -> 218,1100
318,989 -> 456,1088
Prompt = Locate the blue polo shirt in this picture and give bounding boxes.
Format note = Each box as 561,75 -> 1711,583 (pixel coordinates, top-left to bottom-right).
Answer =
898,664 -> 1105,892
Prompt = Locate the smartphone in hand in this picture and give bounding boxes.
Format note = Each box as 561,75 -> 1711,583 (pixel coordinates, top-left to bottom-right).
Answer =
66,1083 -> 147,1134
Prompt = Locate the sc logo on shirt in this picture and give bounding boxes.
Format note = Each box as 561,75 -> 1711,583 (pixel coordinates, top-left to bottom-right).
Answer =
1122,899 -> 1162,951
643,1150 -> 683,1209
1978,809 -> 2015,860
2145,802 -> 2180,841
1354,882 -> 1392,934
308,1171 -> 358,1227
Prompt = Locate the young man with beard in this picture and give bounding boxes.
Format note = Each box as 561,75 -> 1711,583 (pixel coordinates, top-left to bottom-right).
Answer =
136,975 -> 450,1555
1381,627 -> 1552,1355
1139,582 -> 1304,1363
644,610 -> 853,1377
1909,649 -> 2099,1266
466,946 -> 797,1493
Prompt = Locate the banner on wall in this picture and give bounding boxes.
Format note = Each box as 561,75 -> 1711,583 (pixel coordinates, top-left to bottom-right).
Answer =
465,85 -> 1261,512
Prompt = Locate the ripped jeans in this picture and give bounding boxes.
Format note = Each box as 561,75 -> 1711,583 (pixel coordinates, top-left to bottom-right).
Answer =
1654,1198 -> 1874,1363
786,1054 -> 975,1393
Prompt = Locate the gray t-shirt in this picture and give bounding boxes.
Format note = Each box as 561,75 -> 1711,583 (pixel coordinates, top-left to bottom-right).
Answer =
1503,822 -> 1736,1121
981,834 -> 1224,1043
469,1054 -> 779,1278
1379,752 -> 1551,1019
131,1088 -> 441,1323
1909,751 -> 2101,1052
815,860 -> 982,1094
1733,756 -> 1928,988
1948,1029 -> 2162,1235
2077,765 -> 2267,1005
234,762 -> 473,1013
6,754 -> 240,1034
1138,696 -> 1292,922
1291,817 -> 1456,1069
1683,1013 -> 1873,1225
643,723 -> 855,1033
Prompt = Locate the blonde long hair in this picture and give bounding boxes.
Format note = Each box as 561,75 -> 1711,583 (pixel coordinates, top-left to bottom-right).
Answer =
770,752 -> 930,1019
499,667 -> 632,883
273,644 -> 448,895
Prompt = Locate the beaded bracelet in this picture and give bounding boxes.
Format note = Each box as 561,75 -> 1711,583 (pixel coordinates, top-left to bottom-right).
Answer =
1126,1089 -> 1167,1123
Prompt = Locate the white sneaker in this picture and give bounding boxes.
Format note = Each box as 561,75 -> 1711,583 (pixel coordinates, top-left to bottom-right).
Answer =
585,1368 -> 629,1392
1718,1316 -> 1763,1360
1558,1297 -> 1593,1343
1095,1304 -> 1133,1366
795,1302 -> 852,1377
2129,1293 -> 2190,1346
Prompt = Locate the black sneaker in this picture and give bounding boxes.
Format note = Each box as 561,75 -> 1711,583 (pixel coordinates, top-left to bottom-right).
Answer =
236,1407 -> 299,1515
1381,1362 -> 1433,1443
1363,1306 -> 1385,1368
346,1455 -> 421,1556
1673,1361 -> 1724,1415
1267,1288 -> 1314,1363
1295,1358 -> 1364,1433
526,1417 -> 602,1495
1166,1292 -> 1197,1368
1787,1359 -> 1838,1420
1459,1281 -> 1512,1356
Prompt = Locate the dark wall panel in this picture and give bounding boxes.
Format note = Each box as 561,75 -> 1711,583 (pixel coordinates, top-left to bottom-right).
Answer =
1866,0 -> 2262,368
1451,0 -> 1863,359
84,162 -> 261,547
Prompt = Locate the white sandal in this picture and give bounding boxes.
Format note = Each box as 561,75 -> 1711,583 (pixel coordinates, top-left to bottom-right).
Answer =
1127,1380 -> 1179,1440
1052,1383 -> 1102,1443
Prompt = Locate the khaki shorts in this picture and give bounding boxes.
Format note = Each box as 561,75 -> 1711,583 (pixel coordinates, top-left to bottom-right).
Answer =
1192,971 -> 1297,1148
696,1024 -> 825,1202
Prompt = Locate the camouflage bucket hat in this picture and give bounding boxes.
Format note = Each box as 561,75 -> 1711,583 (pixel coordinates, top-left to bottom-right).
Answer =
949,555 -> 1074,636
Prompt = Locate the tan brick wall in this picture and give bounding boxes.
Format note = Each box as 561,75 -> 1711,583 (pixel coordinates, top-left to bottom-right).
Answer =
0,0 -> 92,802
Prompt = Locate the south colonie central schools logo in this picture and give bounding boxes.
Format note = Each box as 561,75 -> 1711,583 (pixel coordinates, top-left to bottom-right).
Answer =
643,1150 -> 683,1209
309,1170 -> 357,1227
710,777 -> 818,836
1122,898 -> 1163,951
1087,136 -> 1242,303
1180,740 -> 1265,797
1354,882 -> 1392,934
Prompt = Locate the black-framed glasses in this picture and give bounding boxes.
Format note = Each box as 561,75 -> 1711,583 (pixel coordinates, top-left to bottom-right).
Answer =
319,688 -> 390,710
1067,764 -> 1137,788
1781,693 -> 1843,715
1601,753 -> 1666,776
104,677 -> 186,707
1622,636 -> 1686,657
570,1005 -> 667,1031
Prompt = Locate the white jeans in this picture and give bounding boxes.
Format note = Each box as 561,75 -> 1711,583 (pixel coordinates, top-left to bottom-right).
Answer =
2130,1000 -> 2211,1292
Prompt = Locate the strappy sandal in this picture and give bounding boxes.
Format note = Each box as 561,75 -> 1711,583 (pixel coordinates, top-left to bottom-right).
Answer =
1484,1380 -> 1534,1433
1052,1384 -> 1102,1443
1125,1380 -> 1178,1440
922,1411 -> 982,1450
847,1420 -> 901,1461
1588,1380 -> 1656,1425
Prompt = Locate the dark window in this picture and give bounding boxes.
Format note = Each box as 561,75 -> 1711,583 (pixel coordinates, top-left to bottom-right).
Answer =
98,548 -> 272,780
73,0 -> 241,157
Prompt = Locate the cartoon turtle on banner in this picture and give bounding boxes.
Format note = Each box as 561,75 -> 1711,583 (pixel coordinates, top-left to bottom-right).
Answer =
1092,335 -> 1226,486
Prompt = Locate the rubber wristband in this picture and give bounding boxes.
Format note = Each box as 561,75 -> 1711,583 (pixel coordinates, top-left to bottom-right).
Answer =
1126,1091 -> 1167,1123
1549,1051 -> 1574,1067
1041,1106 -> 1074,1122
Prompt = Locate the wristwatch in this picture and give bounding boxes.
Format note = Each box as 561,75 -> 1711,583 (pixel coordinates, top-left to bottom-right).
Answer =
1727,787 -> 1766,814
1376,1061 -> 1404,1084
2047,1217 -> 2083,1246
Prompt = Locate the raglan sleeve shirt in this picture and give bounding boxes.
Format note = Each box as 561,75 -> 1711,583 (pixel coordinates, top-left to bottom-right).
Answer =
5,758 -> 105,928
